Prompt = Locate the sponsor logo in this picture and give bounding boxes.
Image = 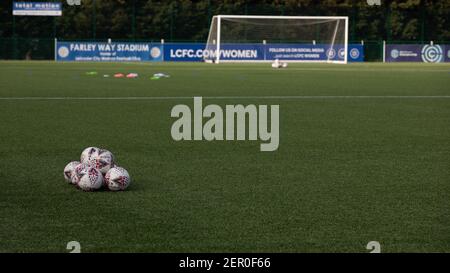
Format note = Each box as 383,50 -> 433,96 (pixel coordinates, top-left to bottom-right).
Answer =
150,47 -> 161,59
421,45 -> 443,63
391,49 -> 418,59
350,48 -> 360,59
326,48 -> 336,59
338,48 -> 346,59
390,49 -> 399,59
58,46 -> 70,58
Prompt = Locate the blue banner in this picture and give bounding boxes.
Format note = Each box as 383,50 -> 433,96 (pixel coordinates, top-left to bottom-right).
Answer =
57,41 -> 363,62
164,43 -> 364,62
13,2 -> 62,16
386,44 -> 449,63
56,42 -> 163,62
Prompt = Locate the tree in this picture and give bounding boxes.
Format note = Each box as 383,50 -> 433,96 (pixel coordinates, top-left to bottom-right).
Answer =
0,0 -> 448,42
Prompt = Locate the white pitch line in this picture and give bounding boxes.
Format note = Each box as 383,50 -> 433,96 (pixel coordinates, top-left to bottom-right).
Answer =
1,66 -> 448,73
1,96 -> 450,100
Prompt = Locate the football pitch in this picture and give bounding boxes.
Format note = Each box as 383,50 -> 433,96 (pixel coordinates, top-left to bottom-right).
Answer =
0,61 -> 449,253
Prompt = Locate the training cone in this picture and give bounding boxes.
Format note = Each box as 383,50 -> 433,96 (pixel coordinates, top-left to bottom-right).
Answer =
153,73 -> 170,78
126,73 -> 138,78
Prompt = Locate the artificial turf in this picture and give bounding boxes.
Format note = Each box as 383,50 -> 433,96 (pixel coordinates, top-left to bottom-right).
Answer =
0,61 -> 449,252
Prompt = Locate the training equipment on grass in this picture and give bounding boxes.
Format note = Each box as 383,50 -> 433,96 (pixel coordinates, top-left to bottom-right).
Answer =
63,161 -> 80,184
271,59 -> 288,69
153,73 -> 170,78
204,15 -> 348,64
114,73 -> 125,78
105,167 -> 131,191
151,73 -> 170,80
126,73 -> 139,78
77,167 -> 104,191
80,147 -> 100,166
95,149 -> 115,175
64,147 -> 130,191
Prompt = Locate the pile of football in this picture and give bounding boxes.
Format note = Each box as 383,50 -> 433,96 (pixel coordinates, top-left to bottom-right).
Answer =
63,147 -> 131,191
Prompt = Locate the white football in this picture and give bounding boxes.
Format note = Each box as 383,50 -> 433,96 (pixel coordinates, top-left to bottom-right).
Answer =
64,161 -> 80,184
271,63 -> 281,68
80,147 -> 100,166
95,149 -> 115,174
71,162 -> 90,186
282,62 -> 288,68
78,167 -> 103,191
105,167 -> 131,191
70,173 -> 80,185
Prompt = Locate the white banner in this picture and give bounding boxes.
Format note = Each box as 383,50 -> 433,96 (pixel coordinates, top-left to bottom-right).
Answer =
13,2 -> 62,16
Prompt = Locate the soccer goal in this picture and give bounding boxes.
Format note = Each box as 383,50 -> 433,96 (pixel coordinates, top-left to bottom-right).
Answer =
204,15 -> 349,64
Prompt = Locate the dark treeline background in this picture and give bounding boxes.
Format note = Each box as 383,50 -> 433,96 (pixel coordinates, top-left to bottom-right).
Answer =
0,0 -> 449,42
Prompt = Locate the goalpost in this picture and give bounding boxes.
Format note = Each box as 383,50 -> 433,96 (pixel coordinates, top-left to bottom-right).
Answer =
204,15 -> 349,64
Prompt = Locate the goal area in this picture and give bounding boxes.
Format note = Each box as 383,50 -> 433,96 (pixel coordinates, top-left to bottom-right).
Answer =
204,15 -> 349,64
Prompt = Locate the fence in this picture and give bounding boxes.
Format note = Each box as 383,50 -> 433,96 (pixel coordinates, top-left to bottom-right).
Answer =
1,1 -> 449,61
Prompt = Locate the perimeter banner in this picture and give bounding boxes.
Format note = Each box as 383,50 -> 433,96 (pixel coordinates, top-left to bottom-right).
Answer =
386,44 -> 449,63
55,41 -> 364,62
13,2 -> 62,16
164,43 -> 364,62
56,42 -> 163,62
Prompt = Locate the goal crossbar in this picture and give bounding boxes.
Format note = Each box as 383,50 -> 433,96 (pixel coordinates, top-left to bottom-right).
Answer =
215,15 -> 348,20
205,15 -> 349,64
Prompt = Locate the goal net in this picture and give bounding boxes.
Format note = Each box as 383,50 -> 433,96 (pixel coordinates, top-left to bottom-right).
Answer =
204,15 -> 348,64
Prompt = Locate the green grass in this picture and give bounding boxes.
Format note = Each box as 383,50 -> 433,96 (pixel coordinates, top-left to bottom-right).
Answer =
0,61 -> 449,253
